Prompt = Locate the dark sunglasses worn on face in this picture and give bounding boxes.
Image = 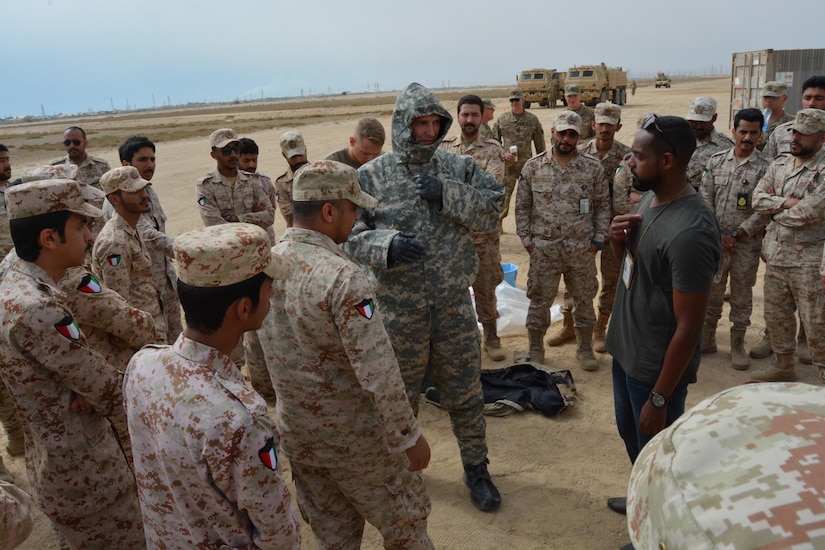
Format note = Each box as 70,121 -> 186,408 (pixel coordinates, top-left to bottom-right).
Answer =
215,145 -> 241,156
642,114 -> 676,154
509,98 -> 520,103
63,139 -> 82,147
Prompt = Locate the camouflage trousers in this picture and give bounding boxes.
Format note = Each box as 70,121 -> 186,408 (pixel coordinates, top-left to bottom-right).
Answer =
290,453 -> 432,550
558,243 -> 618,318
0,381 -> 21,447
764,264 -> 825,368
381,293 -> 488,467
526,241 -> 598,331
501,161 -> 526,220
472,231 -> 503,325
705,236 -> 761,331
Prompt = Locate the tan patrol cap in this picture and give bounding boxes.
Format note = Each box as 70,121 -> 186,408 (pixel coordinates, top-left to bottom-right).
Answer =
209,128 -> 240,149
762,81 -> 788,97
508,89 -> 523,100
293,160 -> 378,210
686,96 -> 717,122
594,102 -> 621,125
564,84 -> 581,96
791,108 -> 825,135
19,164 -> 106,204
279,130 -> 307,158
6,179 -> 103,220
100,166 -> 150,195
174,223 -> 293,288
554,110 -> 582,134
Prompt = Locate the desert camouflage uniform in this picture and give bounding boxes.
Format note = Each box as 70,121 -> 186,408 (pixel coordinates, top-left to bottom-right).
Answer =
345,83 -> 503,468
612,155 -> 639,216
763,119 -> 795,159
260,228 -> 431,549
92,212 -> 167,343
701,148 -> 770,332
516,150 -> 610,330
759,111 -> 794,152
49,154 -> 110,200
569,105 -> 595,141
196,168 -> 276,232
628,382 -> 825,549
687,128 -> 734,189
441,135 -> 506,324
0,474 -> 32,549
124,335 -> 300,549
273,168 -> 297,227
491,109 -> 545,219
577,138 -> 631,315
0,182 -> 11,256
753,148 -> 825,372
0,258 -> 144,548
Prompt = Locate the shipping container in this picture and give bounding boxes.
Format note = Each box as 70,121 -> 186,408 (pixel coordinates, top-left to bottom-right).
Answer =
730,48 -> 825,126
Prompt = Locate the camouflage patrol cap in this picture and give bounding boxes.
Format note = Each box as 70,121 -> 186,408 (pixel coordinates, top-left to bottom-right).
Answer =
19,164 -> 105,204
293,160 -> 377,209
762,81 -> 788,97
553,110 -> 582,134
483,98 -> 495,110
628,383 -> 825,549
564,84 -> 581,96
508,89 -> 523,100
279,130 -> 306,158
594,102 -> 621,125
686,96 -> 717,122
174,223 -> 293,288
100,166 -> 150,195
636,112 -> 656,129
791,108 -> 825,135
6,179 -> 103,220
209,128 -> 240,149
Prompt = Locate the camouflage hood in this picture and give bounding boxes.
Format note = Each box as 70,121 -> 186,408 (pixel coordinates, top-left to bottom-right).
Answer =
391,82 -> 452,165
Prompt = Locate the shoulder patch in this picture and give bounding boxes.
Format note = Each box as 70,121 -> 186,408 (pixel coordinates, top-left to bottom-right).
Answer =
197,196 -> 207,207
106,254 -> 122,266
55,315 -> 81,341
258,436 -> 278,470
77,273 -> 102,294
355,298 -> 375,320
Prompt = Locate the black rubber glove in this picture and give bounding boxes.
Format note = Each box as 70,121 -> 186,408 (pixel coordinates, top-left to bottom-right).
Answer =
413,174 -> 443,204
388,232 -> 425,267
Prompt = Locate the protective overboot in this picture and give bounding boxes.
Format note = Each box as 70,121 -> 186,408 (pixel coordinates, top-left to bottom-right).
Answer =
797,327 -> 812,365
575,327 -> 600,372
749,352 -> 797,382
528,329 -> 546,365
730,330 -> 750,370
702,324 -> 717,354
482,322 -> 506,362
546,312 -> 574,346
749,328 -> 772,359
593,311 -> 609,353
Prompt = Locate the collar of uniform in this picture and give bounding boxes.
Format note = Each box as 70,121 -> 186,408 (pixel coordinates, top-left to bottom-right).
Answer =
111,210 -> 141,238
797,146 -> 825,172
280,227 -> 348,260
212,168 -> 251,185
724,146 -> 761,165
544,148 -> 581,166
14,256 -> 59,288
173,334 -> 240,381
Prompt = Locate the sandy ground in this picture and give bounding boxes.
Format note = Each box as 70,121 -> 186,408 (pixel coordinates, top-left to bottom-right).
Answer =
3,76 -> 817,550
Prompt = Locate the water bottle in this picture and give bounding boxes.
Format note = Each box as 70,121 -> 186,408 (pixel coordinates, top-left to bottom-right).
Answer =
761,108 -> 772,132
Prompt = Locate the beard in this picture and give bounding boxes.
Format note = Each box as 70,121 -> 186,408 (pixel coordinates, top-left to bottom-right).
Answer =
462,123 -> 479,138
631,170 -> 659,193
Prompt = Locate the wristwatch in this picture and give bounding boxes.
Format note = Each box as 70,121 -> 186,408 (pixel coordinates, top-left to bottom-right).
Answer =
731,229 -> 740,241
649,391 -> 669,408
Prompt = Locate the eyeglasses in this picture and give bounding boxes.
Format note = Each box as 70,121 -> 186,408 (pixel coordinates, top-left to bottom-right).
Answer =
214,144 -> 241,155
509,98 -> 521,103
63,139 -> 82,147
642,114 -> 676,154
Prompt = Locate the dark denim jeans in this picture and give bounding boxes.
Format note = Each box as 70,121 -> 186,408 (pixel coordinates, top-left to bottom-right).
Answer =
612,358 -> 688,464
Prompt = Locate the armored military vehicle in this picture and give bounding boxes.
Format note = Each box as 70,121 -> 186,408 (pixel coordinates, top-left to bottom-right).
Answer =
565,63 -> 628,106
655,72 -> 672,88
517,68 -> 565,108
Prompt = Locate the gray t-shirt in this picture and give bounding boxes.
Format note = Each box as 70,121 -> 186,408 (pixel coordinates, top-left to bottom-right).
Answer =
605,192 -> 721,387
324,148 -> 360,170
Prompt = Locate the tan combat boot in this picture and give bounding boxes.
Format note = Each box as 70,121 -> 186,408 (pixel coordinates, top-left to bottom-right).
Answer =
593,311 -> 610,353
797,326 -> 812,365
482,322 -> 506,362
749,328 -> 772,359
749,352 -> 797,382
547,312 -> 574,346
528,329 -> 546,365
730,329 -> 750,370
575,327 -> 600,371
702,324 -> 717,354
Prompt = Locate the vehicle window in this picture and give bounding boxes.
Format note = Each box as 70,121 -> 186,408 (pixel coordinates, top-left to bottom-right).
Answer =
584,70 -> 594,77
534,74 -> 544,80
522,74 -> 532,81
569,71 -> 580,78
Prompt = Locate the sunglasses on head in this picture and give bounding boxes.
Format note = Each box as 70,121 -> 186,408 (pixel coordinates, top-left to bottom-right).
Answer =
214,144 -> 241,155
63,139 -> 82,147
642,114 -> 676,154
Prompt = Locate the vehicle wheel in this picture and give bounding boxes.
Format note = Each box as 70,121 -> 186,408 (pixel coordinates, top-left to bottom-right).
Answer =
524,101 -> 531,109
667,84 -> 671,88
540,101 -> 548,107
620,89 -> 627,105
598,90 -> 607,103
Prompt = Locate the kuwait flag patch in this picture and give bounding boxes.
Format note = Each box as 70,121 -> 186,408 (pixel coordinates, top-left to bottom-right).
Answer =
55,316 -> 80,341
77,273 -> 102,294
258,436 -> 278,470
106,254 -> 121,266
198,197 -> 207,207
355,298 -> 374,320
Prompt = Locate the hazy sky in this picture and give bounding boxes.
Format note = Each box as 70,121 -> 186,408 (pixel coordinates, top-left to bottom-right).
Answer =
2,0 -> 818,118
